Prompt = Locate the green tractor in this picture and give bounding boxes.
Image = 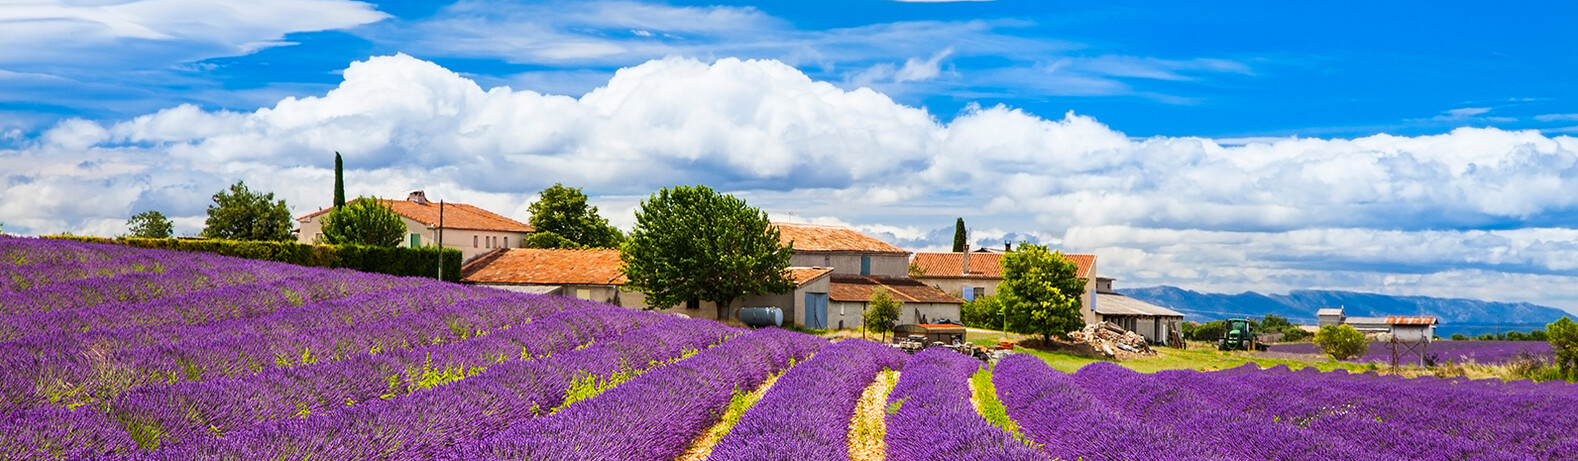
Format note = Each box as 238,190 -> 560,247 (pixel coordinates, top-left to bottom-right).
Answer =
1218,318 -> 1260,351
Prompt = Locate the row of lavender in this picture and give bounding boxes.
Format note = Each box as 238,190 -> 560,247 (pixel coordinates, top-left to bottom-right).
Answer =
995,354 -> 1578,461
0,237 -> 685,458
1268,340 -> 1555,365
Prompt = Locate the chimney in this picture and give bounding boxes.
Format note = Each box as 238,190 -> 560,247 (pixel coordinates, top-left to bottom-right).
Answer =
1005,241 -> 1012,252
961,244 -> 970,275
407,190 -> 429,205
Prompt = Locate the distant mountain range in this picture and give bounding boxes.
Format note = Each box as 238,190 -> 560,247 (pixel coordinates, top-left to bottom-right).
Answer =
1120,286 -> 1573,337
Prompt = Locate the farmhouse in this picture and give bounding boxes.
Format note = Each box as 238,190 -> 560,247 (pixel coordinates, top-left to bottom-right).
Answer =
776,223 -> 962,328
826,275 -> 964,330
459,248 -> 633,302
458,247 -> 837,327
776,223 -> 911,276
910,248 -> 1099,324
296,191 -> 533,261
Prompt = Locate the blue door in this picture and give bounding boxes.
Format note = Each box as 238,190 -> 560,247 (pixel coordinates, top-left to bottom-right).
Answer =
804,293 -> 828,329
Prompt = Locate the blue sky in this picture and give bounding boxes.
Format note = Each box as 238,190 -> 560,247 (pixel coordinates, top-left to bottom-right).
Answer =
4,0 -> 1578,315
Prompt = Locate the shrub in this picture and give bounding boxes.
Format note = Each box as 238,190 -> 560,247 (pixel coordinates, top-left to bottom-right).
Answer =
960,295 -> 1002,329
1315,324 -> 1368,361
1190,320 -> 1226,341
44,235 -> 462,282
1450,333 -> 1469,341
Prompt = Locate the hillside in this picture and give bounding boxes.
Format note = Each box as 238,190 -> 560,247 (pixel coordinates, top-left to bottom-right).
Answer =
1122,286 -> 1572,336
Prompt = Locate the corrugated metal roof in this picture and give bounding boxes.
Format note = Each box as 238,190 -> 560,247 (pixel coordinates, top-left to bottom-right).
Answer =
1316,308 -> 1345,316
1093,293 -> 1184,318
1386,316 -> 1439,325
1346,316 -> 1388,325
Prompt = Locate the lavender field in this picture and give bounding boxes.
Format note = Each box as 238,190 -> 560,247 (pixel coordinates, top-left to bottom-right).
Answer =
4,236 -> 1576,460
1268,340 -> 1556,365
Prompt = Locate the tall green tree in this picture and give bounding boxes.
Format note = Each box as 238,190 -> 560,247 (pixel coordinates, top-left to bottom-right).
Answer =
620,185 -> 794,320
333,152 -> 346,209
1549,317 -> 1578,380
200,181 -> 294,242
527,183 -> 622,248
126,210 -> 174,238
996,243 -> 1087,342
320,197 -> 406,247
864,287 -> 903,341
952,217 -> 966,252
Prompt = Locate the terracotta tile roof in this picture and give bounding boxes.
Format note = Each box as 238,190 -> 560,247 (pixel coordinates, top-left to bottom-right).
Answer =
1386,316 -> 1439,325
789,267 -> 834,286
460,248 -> 625,285
774,223 -> 908,255
911,252 -> 1096,279
828,274 -> 962,304
299,198 -> 532,233
461,250 -> 832,288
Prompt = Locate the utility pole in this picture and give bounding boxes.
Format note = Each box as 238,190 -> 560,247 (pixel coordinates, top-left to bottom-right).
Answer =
437,200 -> 445,281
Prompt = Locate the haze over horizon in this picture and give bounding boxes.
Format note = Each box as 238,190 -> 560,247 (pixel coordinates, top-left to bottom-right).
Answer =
4,0 -> 1578,315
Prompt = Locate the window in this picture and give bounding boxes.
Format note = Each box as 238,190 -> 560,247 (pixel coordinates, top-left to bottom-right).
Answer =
973,287 -> 985,299
473,236 -> 478,248
576,288 -> 592,300
409,233 -> 421,248
860,256 -> 871,275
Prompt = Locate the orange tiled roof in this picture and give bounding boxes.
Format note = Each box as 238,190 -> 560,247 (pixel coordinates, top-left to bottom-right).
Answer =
460,248 -> 626,285
789,267 -> 834,286
299,198 -> 532,233
911,252 -> 1095,279
828,274 -> 962,304
774,223 -> 908,255
461,250 -> 833,288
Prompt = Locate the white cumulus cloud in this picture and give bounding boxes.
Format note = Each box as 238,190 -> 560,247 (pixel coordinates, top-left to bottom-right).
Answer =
5,54 -> 1578,313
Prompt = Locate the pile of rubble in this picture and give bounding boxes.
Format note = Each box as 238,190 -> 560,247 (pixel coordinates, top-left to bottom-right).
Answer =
1068,322 -> 1156,357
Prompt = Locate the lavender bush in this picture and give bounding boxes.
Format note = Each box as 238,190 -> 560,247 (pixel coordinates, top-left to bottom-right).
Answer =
996,353 -> 1578,461
885,348 -> 1044,461
450,327 -> 826,461
1269,340 -> 1555,365
708,338 -> 908,461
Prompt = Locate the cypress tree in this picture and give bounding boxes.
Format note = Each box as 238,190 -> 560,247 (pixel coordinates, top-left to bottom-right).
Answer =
333,152 -> 346,209
952,217 -> 966,252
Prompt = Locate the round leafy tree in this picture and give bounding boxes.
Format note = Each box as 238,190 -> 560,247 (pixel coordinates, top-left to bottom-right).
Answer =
200,181 -> 293,242
126,210 -> 174,239
1315,324 -> 1369,361
527,183 -> 622,248
996,243 -> 1087,343
620,185 -> 794,320
321,197 -> 406,247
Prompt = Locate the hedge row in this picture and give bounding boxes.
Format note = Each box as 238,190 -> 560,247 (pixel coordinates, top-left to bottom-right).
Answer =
43,236 -> 463,283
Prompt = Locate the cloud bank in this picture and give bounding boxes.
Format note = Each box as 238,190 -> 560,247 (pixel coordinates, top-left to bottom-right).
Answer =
5,54 -> 1578,312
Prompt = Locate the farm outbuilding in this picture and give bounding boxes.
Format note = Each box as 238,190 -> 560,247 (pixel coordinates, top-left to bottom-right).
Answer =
827,275 -> 963,330
1092,292 -> 1185,346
